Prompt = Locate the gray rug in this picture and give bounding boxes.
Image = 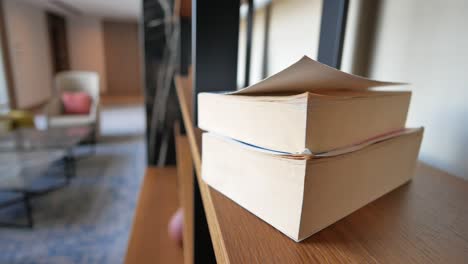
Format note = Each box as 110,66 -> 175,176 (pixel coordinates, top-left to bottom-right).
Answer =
0,106 -> 147,264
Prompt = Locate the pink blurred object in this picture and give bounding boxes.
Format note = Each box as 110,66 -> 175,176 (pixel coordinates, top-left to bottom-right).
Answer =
61,91 -> 92,115
168,208 -> 184,246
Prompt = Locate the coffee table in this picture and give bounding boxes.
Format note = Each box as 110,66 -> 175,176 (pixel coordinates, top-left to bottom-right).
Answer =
0,126 -> 91,151
0,126 -> 92,228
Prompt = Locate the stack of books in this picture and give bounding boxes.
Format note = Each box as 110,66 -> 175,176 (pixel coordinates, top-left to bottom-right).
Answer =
198,56 -> 423,242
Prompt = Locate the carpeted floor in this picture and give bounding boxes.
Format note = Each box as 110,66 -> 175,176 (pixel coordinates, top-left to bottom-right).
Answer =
0,105 -> 147,264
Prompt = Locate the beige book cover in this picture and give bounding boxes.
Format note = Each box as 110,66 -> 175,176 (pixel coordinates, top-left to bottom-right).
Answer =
199,56 -> 410,154
202,128 -> 423,242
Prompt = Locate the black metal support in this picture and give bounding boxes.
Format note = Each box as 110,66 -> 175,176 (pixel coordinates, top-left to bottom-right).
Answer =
345,0 -> 382,77
261,2 -> 272,79
317,0 -> 349,69
192,0 -> 240,125
91,126 -> 97,155
0,192 -> 33,228
244,0 -> 254,87
23,193 -> 33,228
180,17 -> 191,76
0,195 -> 24,210
192,173 -> 214,263
64,152 -> 76,184
192,0 -> 240,263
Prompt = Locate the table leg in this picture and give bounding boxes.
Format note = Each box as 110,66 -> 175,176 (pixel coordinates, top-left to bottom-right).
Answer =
65,149 -> 76,183
23,193 -> 33,228
0,192 -> 34,228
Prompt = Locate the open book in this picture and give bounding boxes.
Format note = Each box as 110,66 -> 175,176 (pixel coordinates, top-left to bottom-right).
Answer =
198,56 -> 410,154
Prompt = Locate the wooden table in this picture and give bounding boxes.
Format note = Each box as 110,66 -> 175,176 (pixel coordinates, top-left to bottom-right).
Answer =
175,75 -> 468,263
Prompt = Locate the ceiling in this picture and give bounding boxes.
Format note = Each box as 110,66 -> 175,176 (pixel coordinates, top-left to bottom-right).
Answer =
23,0 -> 141,20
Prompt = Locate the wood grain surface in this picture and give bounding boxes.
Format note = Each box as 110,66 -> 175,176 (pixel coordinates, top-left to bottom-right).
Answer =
175,123 -> 194,264
125,167 -> 183,264
208,162 -> 468,263
176,75 -> 468,263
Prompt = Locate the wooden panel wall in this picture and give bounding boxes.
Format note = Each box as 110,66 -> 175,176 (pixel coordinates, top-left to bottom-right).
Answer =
102,20 -> 142,95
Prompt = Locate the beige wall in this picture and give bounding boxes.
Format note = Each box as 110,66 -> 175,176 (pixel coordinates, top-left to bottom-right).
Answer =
103,20 -> 142,95
241,0 -> 467,179
3,0 -> 53,108
238,0 -> 322,87
67,16 -> 107,93
268,0 -> 322,74
368,0 -> 468,179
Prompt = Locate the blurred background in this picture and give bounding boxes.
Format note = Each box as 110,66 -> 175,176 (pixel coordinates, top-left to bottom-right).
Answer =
0,0 -> 466,263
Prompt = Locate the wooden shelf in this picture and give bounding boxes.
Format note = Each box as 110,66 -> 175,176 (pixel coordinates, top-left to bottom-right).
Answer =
176,75 -> 468,263
175,123 -> 194,264
125,167 -> 183,264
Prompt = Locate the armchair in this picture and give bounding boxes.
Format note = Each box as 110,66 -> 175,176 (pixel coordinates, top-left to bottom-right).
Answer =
46,71 -> 100,143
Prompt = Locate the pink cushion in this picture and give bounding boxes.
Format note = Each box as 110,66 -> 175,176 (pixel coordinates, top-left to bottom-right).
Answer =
61,92 -> 92,115
168,208 -> 183,246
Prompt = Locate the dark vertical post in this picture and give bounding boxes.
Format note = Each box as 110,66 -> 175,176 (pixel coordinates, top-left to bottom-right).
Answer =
192,0 -> 240,124
347,0 -> 382,77
192,0 -> 240,125
317,0 -> 349,69
46,12 -> 70,73
23,193 -> 33,228
192,0 -> 240,263
180,17 -> 191,75
261,2 -> 272,79
244,0 -> 254,87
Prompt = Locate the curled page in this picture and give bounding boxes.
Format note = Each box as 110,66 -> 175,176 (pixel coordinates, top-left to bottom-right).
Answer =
231,56 -> 405,95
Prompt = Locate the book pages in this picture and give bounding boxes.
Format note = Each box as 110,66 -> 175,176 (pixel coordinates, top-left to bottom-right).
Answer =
231,56 -> 404,95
